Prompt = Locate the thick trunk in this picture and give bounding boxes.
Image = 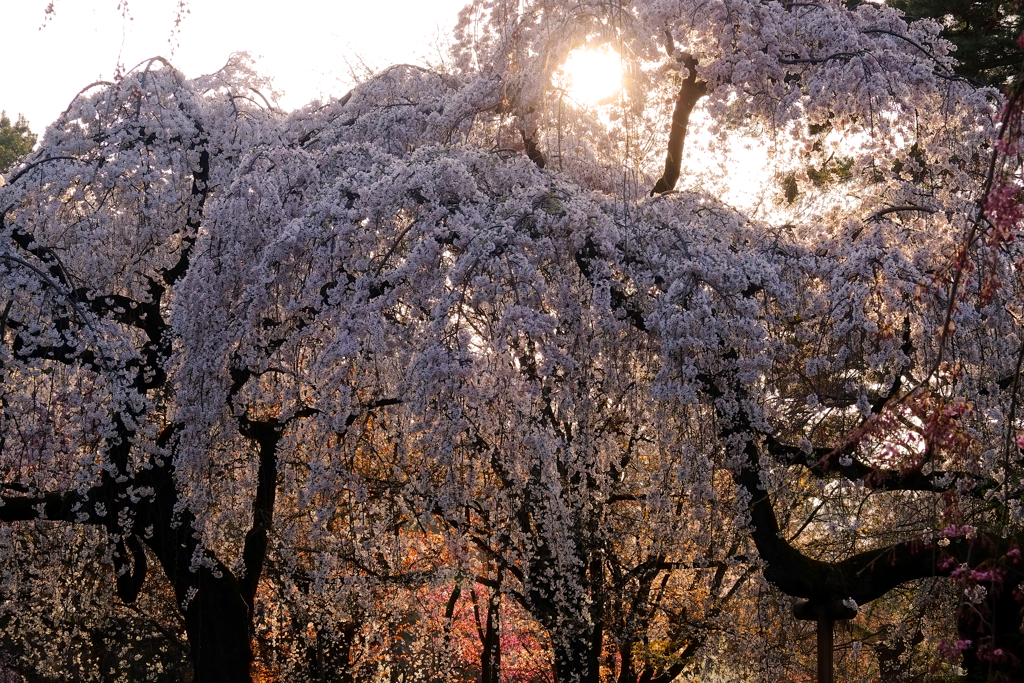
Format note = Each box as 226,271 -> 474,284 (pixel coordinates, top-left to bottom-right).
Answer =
333,622 -> 361,683
525,562 -> 601,683
875,627 -> 922,682
0,484 -> 256,683
519,123 -> 546,168
304,619 -> 361,683
140,491 -> 253,682
551,630 -> 600,683
132,437 -> 257,683
175,565 -> 254,683
617,641 -> 636,683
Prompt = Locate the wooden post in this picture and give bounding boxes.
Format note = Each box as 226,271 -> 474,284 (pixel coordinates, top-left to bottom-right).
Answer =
817,618 -> 834,683
793,599 -> 856,683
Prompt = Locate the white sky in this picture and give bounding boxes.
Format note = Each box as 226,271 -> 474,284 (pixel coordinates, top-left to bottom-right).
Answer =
3,0 -> 468,133
2,0 -> 770,208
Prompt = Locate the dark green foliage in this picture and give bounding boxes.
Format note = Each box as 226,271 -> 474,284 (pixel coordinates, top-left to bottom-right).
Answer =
892,142 -> 929,184
782,173 -> 799,203
0,112 -> 36,173
807,120 -> 832,137
807,156 -> 855,187
888,0 -> 1024,89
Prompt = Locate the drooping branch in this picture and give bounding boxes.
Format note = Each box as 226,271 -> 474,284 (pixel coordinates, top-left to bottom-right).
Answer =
650,54 -> 707,196
779,52 -> 865,65
734,437 -> 995,605
3,156 -> 82,186
868,205 -> 938,221
756,318 -> 952,492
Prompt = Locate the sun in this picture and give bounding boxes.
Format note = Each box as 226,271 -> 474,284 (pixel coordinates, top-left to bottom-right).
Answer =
559,45 -> 623,106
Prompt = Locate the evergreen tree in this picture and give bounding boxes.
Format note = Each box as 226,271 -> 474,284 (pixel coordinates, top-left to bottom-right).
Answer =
0,112 -> 36,173
890,0 -> 1024,88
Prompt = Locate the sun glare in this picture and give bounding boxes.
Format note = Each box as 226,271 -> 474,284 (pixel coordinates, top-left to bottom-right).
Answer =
560,46 -> 622,106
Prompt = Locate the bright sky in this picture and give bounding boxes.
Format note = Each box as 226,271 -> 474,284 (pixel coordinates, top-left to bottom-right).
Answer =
4,0 -> 468,133
3,0 -> 770,207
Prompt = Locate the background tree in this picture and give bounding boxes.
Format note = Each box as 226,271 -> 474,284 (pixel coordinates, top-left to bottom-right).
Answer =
0,112 -> 35,174
889,0 -> 1024,88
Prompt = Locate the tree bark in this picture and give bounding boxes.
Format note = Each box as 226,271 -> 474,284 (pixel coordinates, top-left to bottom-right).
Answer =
956,578 -> 1024,682
650,55 -> 707,196
520,123 -> 547,168
551,629 -> 599,683
173,564 -> 253,683
479,588 -> 501,683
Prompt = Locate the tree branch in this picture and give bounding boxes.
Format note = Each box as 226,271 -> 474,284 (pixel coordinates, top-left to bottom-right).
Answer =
651,55 -> 707,196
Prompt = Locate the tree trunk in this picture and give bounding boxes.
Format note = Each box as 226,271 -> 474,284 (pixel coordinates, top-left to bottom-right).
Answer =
617,641 -> 635,683
551,629 -> 600,683
176,565 -> 254,683
480,590 -> 501,683
134,445 -> 257,683
650,54 -> 707,196
307,620 -> 360,683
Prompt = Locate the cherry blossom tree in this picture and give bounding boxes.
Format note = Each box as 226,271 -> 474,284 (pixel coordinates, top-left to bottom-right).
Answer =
1,0 -> 1021,681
